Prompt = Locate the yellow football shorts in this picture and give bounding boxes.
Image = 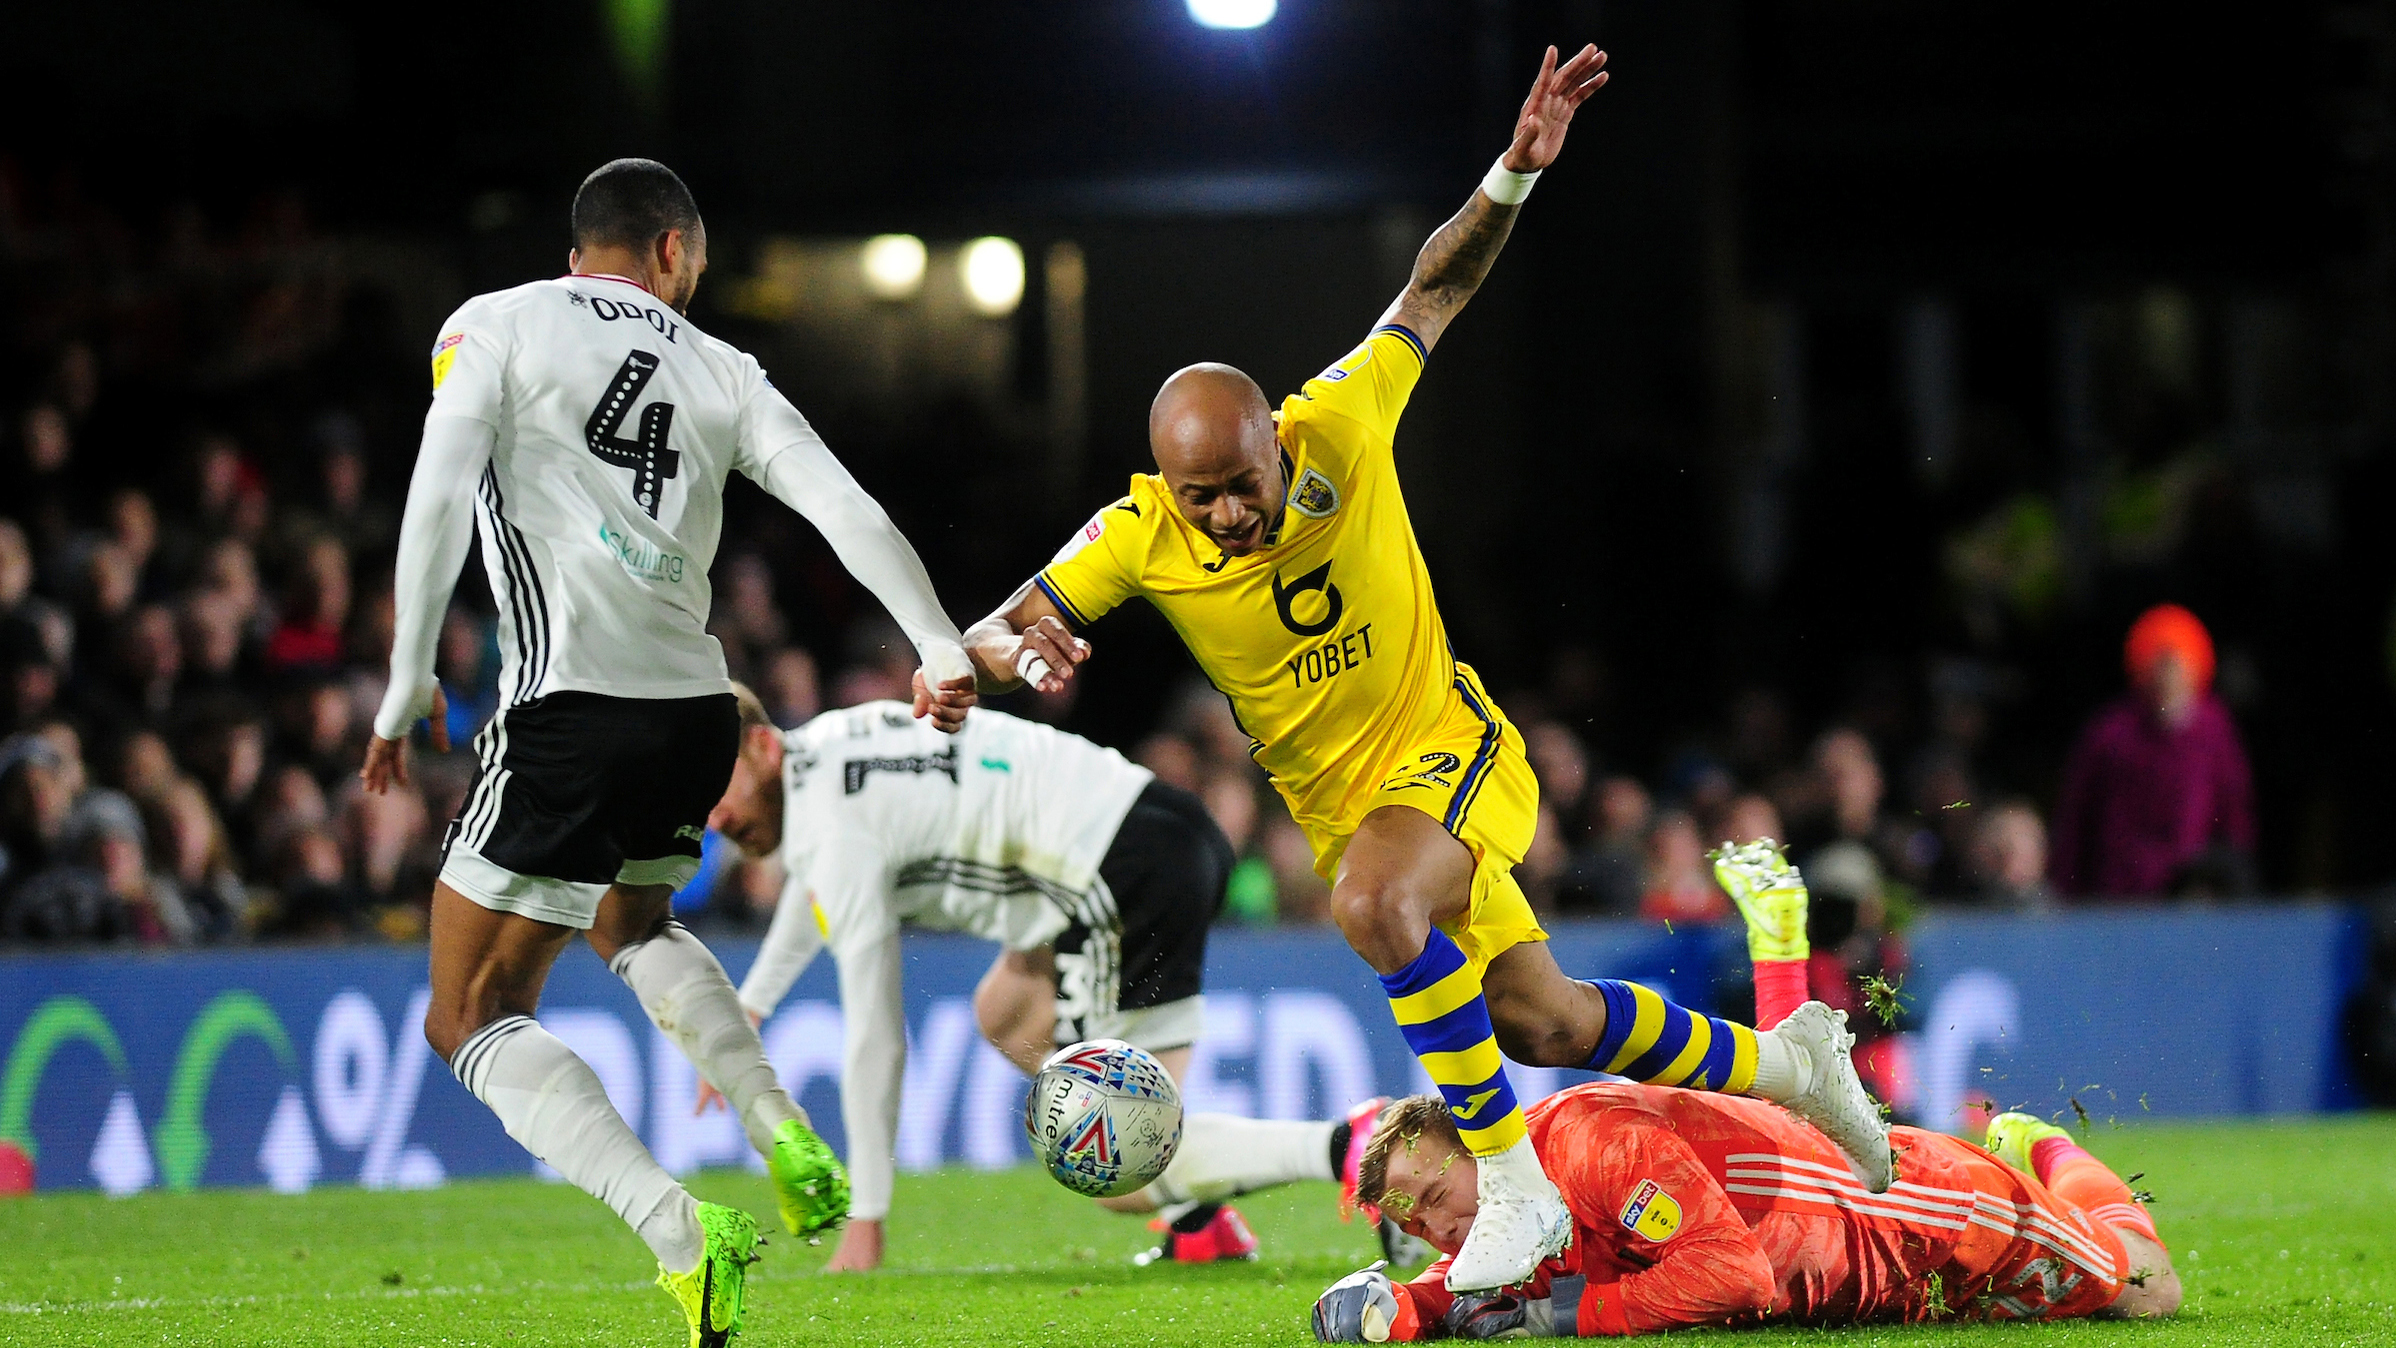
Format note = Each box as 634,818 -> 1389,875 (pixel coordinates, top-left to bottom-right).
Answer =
1303,664 -> 1547,976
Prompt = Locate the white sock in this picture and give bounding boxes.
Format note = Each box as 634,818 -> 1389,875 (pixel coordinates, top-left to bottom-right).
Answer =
450,1015 -> 702,1272
1746,1026 -> 1810,1101
1141,1114 -> 1338,1206
1473,1134 -> 1561,1199
612,921 -> 804,1155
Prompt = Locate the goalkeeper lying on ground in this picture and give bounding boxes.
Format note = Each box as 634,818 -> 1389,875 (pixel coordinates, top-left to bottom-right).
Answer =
1313,843 -> 2180,1339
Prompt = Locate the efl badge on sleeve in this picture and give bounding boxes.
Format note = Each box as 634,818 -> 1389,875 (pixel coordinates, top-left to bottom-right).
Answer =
1289,467 -> 1341,519
1316,344 -> 1373,384
1051,507 -> 1111,563
1619,1179 -> 1682,1242
431,333 -> 465,390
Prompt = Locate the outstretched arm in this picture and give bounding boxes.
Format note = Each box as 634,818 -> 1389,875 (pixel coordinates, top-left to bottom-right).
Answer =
1381,44 -> 1608,352
962,579 -> 1091,695
738,385 -> 977,731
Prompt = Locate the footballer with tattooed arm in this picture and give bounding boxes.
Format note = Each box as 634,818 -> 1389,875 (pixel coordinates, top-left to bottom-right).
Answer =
960,43 -> 1892,1294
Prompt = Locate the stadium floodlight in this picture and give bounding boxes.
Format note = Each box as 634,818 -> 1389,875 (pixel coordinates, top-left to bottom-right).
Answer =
1187,0 -> 1276,29
860,234 -> 927,300
961,236 -> 1025,317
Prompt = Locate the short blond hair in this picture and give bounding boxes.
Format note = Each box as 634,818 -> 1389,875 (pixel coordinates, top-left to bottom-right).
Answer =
1355,1094 -> 1463,1218
729,680 -> 775,733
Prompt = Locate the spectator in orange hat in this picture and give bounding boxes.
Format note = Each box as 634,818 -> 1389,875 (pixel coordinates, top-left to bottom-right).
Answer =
2049,604 -> 2256,898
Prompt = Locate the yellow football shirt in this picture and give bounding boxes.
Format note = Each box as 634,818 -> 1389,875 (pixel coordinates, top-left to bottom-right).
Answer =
1037,324 -> 1477,842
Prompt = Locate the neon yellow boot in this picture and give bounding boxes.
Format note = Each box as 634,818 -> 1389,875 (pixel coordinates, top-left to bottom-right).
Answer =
1983,1111 -> 2070,1180
767,1116 -> 850,1238
1710,838 -> 1810,963
655,1202 -> 761,1348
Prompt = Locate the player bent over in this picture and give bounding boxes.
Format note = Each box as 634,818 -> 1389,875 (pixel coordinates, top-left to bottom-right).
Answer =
1312,845 -> 2179,1340
701,686 -> 1423,1270
961,42 -> 1889,1292
362,159 -> 977,1346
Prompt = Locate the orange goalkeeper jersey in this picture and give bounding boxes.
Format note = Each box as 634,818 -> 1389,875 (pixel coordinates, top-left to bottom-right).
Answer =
1391,1084 -> 2130,1336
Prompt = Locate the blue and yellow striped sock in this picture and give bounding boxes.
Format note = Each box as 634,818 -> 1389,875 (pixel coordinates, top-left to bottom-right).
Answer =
1583,979 -> 1760,1094
1379,929 -> 1524,1156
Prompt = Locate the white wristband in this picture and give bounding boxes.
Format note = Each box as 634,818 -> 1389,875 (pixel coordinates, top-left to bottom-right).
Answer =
1480,157 -> 1541,206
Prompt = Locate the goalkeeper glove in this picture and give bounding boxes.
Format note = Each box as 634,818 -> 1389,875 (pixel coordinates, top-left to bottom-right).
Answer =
1313,1261 -> 1400,1342
1442,1276 -> 1587,1339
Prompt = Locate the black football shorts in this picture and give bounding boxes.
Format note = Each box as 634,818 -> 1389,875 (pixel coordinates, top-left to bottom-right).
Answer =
438,690 -> 739,928
1052,779 -> 1231,1052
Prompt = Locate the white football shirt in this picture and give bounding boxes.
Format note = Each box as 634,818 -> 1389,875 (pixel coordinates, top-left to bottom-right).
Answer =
749,702 -> 1155,993
411,272 -> 964,710
733,703 -> 1154,1221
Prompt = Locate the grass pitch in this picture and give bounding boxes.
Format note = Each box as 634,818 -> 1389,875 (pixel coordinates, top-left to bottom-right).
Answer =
1,1115 -> 2390,1346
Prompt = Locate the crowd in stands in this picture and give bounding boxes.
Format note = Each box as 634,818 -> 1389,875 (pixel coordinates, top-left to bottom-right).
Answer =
1070,600 -> 2256,1116
1111,600 -> 2255,935
0,179 -> 2260,950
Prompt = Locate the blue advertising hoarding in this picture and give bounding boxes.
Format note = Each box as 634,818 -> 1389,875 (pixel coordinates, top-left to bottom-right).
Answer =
0,906 -> 2365,1194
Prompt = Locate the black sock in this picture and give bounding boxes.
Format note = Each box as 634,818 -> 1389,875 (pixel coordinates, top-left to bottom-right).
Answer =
1170,1202 -> 1222,1235
1328,1119 -> 1354,1181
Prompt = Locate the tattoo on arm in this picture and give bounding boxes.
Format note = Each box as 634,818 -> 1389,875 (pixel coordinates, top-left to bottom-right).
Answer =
1386,191 -> 1520,351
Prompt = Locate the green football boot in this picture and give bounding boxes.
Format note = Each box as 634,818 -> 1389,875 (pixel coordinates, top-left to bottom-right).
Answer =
655,1202 -> 761,1348
1983,1111 -> 2071,1180
1710,837 -> 1810,963
767,1116 -> 850,1238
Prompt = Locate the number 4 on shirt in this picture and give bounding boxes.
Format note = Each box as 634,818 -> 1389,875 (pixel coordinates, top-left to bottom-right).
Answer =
586,349 -> 680,518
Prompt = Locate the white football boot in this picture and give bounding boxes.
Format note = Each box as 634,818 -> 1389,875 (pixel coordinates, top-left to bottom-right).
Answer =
1769,1000 -> 1895,1192
1444,1136 -> 1573,1292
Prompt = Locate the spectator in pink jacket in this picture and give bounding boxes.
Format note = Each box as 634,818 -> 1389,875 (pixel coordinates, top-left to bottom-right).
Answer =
2050,604 -> 2256,898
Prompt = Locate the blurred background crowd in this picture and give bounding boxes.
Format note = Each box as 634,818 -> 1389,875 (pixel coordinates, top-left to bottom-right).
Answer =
0,160 -> 2265,950
0,0 -> 2377,966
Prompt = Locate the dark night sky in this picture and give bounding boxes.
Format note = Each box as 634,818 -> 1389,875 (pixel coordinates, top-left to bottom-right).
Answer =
3,0 -> 2381,884
0,1 -> 2330,269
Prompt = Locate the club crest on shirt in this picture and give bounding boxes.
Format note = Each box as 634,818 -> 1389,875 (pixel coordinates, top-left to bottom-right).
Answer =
1620,1179 -> 1682,1242
430,332 -> 465,390
1289,467 -> 1341,519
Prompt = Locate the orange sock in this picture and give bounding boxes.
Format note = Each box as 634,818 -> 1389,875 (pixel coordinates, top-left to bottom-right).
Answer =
2030,1136 -> 2159,1244
1753,960 -> 1808,1029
